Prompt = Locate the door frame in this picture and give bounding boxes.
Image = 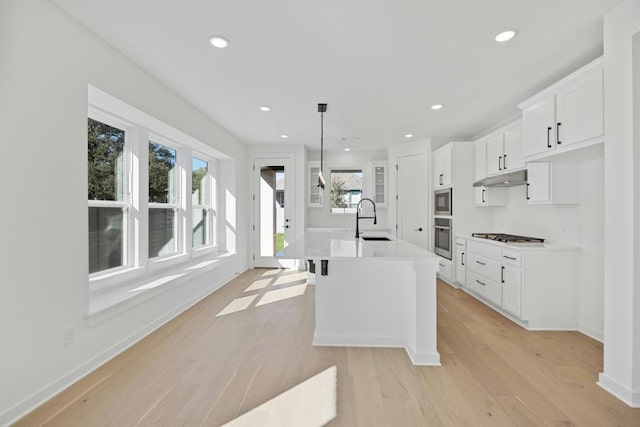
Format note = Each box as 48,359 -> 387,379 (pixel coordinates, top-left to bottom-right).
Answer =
252,155 -> 297,268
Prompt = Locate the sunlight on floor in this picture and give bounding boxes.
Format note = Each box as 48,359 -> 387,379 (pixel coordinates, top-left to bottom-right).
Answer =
216,294 -> 259,317
273,272 -> 308,286
223,366 -> 337,427
244,278 -> 272,292
261,269 -> 281,277
256,284 -> 307,307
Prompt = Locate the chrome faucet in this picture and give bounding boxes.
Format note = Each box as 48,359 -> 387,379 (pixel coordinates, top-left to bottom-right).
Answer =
355,198 -> 377,238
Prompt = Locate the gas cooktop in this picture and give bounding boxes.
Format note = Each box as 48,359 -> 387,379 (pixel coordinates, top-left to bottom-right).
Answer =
471,233 -> 545,244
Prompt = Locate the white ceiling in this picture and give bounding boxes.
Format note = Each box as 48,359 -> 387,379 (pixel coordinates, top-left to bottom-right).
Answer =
53,0 -> 623,151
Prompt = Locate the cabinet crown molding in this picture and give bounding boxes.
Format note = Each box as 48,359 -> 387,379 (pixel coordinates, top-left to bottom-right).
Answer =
518,56 -> 603,111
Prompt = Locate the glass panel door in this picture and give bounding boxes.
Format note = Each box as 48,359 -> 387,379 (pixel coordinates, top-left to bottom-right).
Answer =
254,158 -> 295,268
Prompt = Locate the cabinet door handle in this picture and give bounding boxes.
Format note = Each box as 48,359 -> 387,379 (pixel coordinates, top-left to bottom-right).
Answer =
461,252 -> 465,266
526,183 -> 530,200
503,154 -> 508,170
439,174 -> 443,186
482,188 -> 486,203
504,255 -> 517,261
498,155 -> 502,171
547,126 -> 552,148
476,279 -> 486,286
557,122 -> 562,145
475,260 -> 486,266
501,266 -> 505,283
456,242 -> 464,247
439,263 -> 445,267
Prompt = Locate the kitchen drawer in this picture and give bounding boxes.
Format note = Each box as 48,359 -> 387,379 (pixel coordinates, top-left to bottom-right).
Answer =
455,238 -> 466,250
502,249 -> 522,267
467,252 -> 502,283
437,258 -> 453,283
467,270 -> 502,307
467,240 -> 502,260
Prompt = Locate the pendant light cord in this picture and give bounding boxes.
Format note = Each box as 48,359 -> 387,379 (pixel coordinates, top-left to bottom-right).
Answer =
320,111 -> 324,177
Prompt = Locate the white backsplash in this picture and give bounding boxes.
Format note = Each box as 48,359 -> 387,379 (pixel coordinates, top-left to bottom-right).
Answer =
489,185 -> 581,245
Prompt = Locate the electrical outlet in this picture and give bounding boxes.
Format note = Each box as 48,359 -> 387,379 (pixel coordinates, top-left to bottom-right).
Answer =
63,326 -> 74,346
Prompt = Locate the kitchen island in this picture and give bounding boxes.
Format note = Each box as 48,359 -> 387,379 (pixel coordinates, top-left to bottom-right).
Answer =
283,230 -> 441,366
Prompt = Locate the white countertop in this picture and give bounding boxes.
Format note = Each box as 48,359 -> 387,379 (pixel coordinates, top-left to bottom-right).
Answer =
282,230 -> 440,261
457,234 -> 580,251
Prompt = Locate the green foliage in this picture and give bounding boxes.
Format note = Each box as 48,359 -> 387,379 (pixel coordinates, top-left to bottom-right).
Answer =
88,118 -> 125,201
331,177 -> 349,208
148,142 -> 176,203
192,167 -> 207,204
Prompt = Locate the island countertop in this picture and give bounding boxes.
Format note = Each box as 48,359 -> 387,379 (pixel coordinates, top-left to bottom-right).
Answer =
282,230 -> 440,261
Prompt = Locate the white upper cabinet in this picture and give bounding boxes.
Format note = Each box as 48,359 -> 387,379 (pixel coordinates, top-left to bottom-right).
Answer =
474,139 -> 486,182
307,162 -> 323,207
371,161 -> 388,207
526,161 -> 579,205
433,145 -> 452,187
555,67 -> 604,148
503,124 -> 524,171
476,121 -> 525,179
520,57 -> 603,161
485,133 -> 505,176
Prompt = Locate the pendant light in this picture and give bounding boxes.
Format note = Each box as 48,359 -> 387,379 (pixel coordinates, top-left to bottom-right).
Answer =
317,103 -> 327,190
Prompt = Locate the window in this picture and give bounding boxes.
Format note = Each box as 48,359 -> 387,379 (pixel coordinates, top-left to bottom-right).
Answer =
148,140 -> 178,258
192,157 -> 210,248
330,169 -> 363,214
87,117 -> 129,274
87,86 -> 227,291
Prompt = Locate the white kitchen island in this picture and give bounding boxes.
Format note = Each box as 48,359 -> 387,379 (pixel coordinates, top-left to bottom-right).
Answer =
283,230 -> 441,366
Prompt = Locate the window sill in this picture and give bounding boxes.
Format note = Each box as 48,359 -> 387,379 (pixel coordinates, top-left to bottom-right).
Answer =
86,250 -> 236,326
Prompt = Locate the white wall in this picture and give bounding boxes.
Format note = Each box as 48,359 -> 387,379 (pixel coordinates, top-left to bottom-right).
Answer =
487,157 -> 604,340
600,0 -> 640,407
306,149 -> 389,230
0,1 -> 249,423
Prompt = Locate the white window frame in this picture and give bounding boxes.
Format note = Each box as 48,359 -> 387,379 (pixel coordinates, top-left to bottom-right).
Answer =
147,135 -> 182,262
88,110 -> 136,278
87,87 -> 225,292
191,153 -> 218,254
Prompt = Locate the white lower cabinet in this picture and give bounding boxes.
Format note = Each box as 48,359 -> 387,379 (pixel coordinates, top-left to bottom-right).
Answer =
458,237 -> 580,330
455,238 -> 466,287
467,270 -> 502,307
502,265 -> 522,317
436,257 -> 453,284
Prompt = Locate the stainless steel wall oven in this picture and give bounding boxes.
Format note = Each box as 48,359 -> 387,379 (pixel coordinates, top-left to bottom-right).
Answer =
434,217 -> 452,259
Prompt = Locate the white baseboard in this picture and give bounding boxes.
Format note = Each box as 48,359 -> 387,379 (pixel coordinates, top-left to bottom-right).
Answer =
578,324 -> 604,343
405,349 -> 441,366
313,334 -> 405,348
598,373 -> 640,408
1,270 -> 241,427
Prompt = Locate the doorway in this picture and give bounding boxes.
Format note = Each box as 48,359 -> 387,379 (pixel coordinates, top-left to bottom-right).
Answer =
253,158 -> 296,268
396,154 -> 429,249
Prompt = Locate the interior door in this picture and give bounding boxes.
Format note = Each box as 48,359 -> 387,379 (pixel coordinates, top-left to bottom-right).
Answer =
253,158 -> 295,268
397,154 -> 429,249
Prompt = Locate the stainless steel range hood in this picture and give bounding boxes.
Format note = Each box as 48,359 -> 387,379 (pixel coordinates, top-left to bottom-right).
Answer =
473,169 -> 527,187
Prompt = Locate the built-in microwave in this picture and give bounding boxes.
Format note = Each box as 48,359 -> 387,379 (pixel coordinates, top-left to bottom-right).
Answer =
434,188 -> 452,216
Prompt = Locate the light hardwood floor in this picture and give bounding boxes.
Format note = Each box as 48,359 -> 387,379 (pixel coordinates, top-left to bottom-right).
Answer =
16,269 -> 640,426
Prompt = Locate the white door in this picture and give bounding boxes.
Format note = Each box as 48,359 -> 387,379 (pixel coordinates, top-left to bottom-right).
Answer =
253,158 -> 295,268
503,125 -> 525,171
502,265 -> 522,317
397,154 -> 429,249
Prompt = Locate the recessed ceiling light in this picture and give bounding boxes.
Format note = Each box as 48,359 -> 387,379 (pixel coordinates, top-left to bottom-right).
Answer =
404,134 -> 414,138
280,134 -> 289,139
431,104 -> 444,110
209,35 -> 230,48
495,29 -> 517,43
504,181 -> 510,184
344,148 -> 351,151
259,105 -> 271,112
